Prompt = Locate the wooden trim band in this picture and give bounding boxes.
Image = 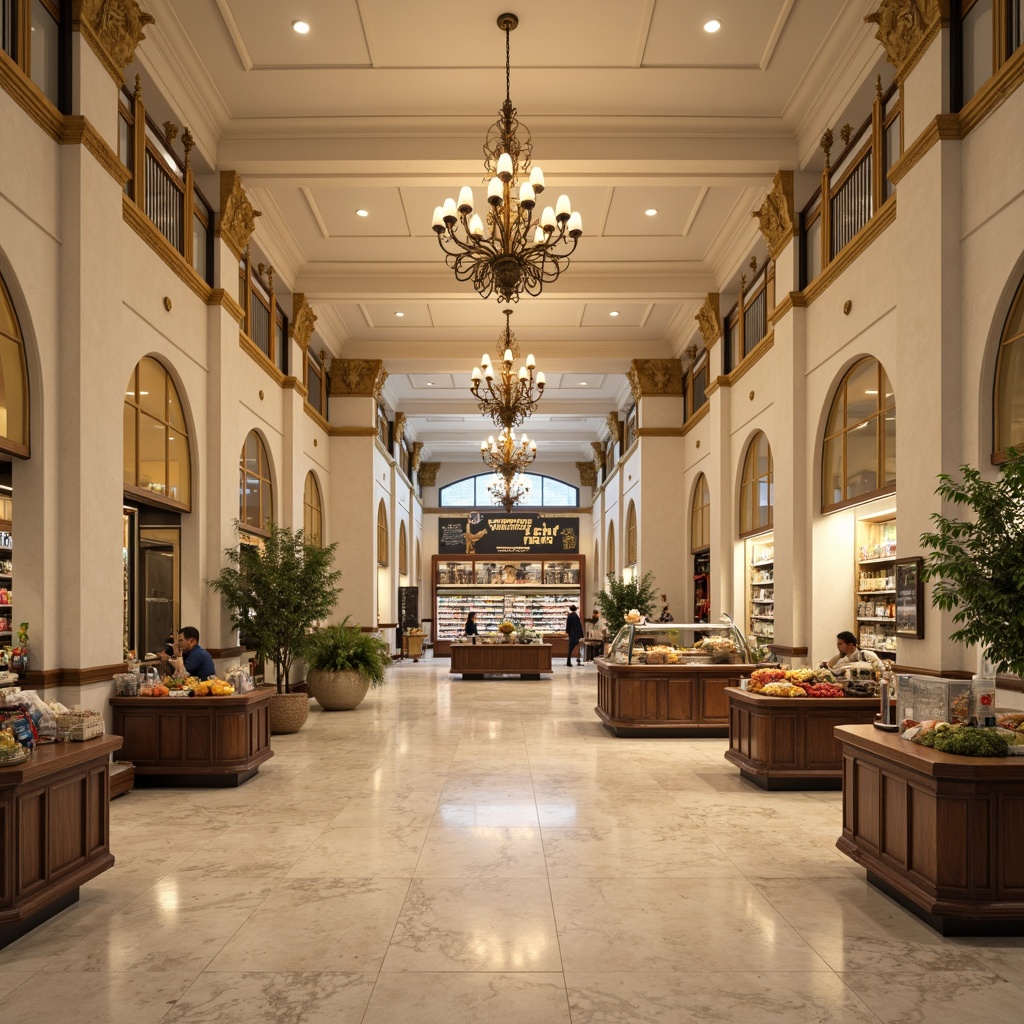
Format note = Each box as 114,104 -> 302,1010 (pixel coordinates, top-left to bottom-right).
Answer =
768,291 -> 807,326
329,426 -> 378,437
682,402 -> 710,435
959,46 -> 1024,137
303,403 -> 330,433
282,376 -> 309,398
888,114 -> 961,187
890,664 -> 974,680
23,663 -> 129,689
61,115 -> 131,187
207,646 -> 245,659
208,288 -> 245,324
0,50 -> 63,141
123,195 -> 212,303
704,375 -> 731,398
239,333 -> 286,385
635,427 -> 686,437
768,645 -> 809,657
727,333 -> 774,387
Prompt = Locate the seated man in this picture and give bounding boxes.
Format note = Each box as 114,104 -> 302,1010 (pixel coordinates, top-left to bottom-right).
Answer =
821,630 -> 882,673
176,625 -> 217,680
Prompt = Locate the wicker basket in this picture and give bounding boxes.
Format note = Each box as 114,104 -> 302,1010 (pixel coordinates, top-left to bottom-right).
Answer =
55,710 -> 105,742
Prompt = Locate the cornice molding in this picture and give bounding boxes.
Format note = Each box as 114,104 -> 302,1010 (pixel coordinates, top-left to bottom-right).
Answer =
207,288 -> 244,324
328,358 -> 388,401
122,195 -> 212,303
61,115 -> 131,186
768,291 -> 807,325
887,113 -> 961,185
628,359 -> 684,400
282,375 -> 309,398
0,51 -> 63,141
24,662 -> 128,689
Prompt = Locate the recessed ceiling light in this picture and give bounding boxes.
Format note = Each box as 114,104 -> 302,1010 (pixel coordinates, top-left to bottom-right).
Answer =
292,20 -> 310,34
645,209 -> 657,217
426,381 -> 434,386
394,311 -> 405,318
609,311 -> 619,317
579,381 -> 588,386
356,209 -> 369,217
704,19 -> 721,33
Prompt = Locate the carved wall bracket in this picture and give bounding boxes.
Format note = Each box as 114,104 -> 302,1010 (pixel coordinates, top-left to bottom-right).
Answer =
629,359 -> 684,398
576,461 -> 597,488
418,462 -> 440,487
290,294 -> 318,351
751,171 -> 795,261
591,440 -> 605,465
74,0 -> 154,84
328,359 -> 388,402
410,441 -> 424,473
218,172 -> 261,260
393,412 -> 407,447
694,294 -> 722,348
865,0 -> 944,79
606,412 -> 622,446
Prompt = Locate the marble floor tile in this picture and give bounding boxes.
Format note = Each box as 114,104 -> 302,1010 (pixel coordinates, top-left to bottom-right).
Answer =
162,970 -> 377,1023
415,825 -> 547,877
284,825 -> 427,878
362,972 -> 571,1024
0,971 -> 34,997
383,877 -> 561,972
325,790 -> 440,827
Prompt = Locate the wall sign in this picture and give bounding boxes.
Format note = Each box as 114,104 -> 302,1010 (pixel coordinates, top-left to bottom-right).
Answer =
439,513 -> 580,555
894,557 -> 924,639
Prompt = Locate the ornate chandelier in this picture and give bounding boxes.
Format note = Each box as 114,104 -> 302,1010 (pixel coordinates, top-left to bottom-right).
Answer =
471,309 -> 545,429
480,426 -> 537,482
432,13 -> 582,304
488,471 -> 532,513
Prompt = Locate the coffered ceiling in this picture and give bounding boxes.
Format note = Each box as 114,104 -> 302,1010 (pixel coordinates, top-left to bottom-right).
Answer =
137,0 -> 885,465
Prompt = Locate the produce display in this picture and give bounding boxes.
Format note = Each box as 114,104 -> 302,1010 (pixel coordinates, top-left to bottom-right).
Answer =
748,667 -> 842,696
901,718 -> 1024,757
139,676 -> 236,697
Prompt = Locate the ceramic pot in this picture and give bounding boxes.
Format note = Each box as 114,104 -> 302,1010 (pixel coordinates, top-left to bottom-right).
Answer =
308,669 -> 371,711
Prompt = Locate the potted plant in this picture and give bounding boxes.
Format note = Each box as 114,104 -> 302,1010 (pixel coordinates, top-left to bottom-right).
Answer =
305,617 -> 391,711
207,521 -> 341,733
920,447 -> 1024,680
596,570 -> 659,636
403,627 -> 426,662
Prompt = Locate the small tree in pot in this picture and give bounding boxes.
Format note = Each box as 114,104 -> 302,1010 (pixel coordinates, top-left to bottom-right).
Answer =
596,570 -> 659,636
207,522 -> 341,731
305,617 -> 391,711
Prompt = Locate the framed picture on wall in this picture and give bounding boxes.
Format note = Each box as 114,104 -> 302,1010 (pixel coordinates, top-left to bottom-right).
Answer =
894,557 -> 924,639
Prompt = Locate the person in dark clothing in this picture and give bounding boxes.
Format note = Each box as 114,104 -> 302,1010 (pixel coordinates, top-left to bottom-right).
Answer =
464,612 -> 479,637
177,626 -> 217,680
565,604 -> 584,666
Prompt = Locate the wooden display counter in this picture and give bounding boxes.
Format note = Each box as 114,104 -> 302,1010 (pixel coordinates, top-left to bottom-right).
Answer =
436,634 -> 568,658
110,689 -> 273,787
595,658 -> 753,736
835,724 -> 1024,935
449,642 -> 553,680
1,735 -> 122,949
725,688 -> 881,789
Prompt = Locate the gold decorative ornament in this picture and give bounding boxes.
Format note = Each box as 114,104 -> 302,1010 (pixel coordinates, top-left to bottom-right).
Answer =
313,438 -> 318,447
77,0 -> 155,77
606,412 -> 621,445
410,441 -> 424,473
181,128 -> 194,168
749,255 -> 758,273
865,0 -> 942,73
162,120 -> 178,145
840,123 -> 853,146
630,359 -> 684,397
591,440 -> 605,465
627,366 -> 641,403
328,359 -> 388,399
696,440 -> 701,448
749,390 -> 755,400
290,294 -> 318,350
417,462 -> 440,487
259,390 -> 264,400
751,171 -> 795,261
821,127 -> 834,168
432,13 -> 582,303
685,341 -> 700,362
163,296 -> 172,311
470,309 -> 545,428
843,300 -> 853,315
218,171 -> 261,260
393,412 -> 407,446
576,461 -> 597,488
480,426 -> 537,483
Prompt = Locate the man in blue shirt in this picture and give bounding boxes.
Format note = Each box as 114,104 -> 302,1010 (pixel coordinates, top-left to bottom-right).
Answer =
178,626 -> 216,680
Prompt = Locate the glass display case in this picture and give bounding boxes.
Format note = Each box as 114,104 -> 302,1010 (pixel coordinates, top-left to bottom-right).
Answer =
607,621 -> 750,665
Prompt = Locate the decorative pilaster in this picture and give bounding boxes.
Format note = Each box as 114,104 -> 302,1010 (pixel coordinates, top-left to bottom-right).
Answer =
291,294 -> 317,352
576,461 -> 597,488
418,462 -> 440,488
865,0 -> 944,81
628,359 -> 684,398
328,359 -> 388,402
218,172 -> 261,261
73,0 -> 154,85
751,171 -> 795,261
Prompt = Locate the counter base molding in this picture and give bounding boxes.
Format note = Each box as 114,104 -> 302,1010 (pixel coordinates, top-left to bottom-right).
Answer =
725,688 -> 881,789
595,659 -> 753,736
110,690 -> 273,787
835,725 -> 1024,936
449,643 -> 553,680
1,735 -> 123,950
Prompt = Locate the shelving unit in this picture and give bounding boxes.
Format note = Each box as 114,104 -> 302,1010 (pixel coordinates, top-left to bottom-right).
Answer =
0,526 -> 11,643
693,550 -> 710,623
746,534 -> 774,644
855,515 -> 897,658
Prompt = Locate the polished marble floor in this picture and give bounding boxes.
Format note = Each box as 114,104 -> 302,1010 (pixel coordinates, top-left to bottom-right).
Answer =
3,660 -> 1023,1023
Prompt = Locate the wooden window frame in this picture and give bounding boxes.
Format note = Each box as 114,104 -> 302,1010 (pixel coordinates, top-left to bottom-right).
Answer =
625,501 -> 637,566
238,250 -> 288,374
239,431 -> 273,537
399,520 -> 408,576
0,271 -> 30,458
304,347 -> 328,419
303,470 -> 323,547
0,0 -> 68,112
993,270 -> 1024,461
690,473 -> 710,553
739,431 -> 774,538
377,500 -> 389,567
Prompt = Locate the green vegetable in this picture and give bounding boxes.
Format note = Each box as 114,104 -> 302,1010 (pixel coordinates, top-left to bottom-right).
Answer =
916,729 -> 938,748
931,726 -> 1008,758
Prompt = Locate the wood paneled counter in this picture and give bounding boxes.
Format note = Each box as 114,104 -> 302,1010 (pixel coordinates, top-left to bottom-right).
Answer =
835,724 -> 1024,935
1,735 -> 122,949
110,689 -> 273,787
449,642 -> 553,679
725,688 -> 881,789
595,658 -> 754,736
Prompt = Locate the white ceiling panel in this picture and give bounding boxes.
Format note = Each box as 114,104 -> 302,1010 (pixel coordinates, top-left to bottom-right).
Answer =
580,304 -> 650,328
603,186 -> 706,237
361,302 -> 433,328
305,187 -> 411,237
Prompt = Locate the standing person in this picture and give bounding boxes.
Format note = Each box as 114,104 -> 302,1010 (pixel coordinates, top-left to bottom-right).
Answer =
464,611 -> 479,638
174,626 -> 217,680
658,594 -> 673,622
565,604 -> 584,667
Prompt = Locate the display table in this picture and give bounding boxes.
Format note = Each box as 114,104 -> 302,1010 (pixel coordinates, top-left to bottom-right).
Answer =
110,690 -> 273,787
1,735 -> 122,949
835,724 -> 1024,935
594,658 -> 754,736
725,688 -> 881,789
449,642 -> 553,680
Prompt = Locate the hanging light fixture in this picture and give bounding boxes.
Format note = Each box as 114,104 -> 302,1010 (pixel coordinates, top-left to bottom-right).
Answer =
487,471 -> 533,513
432,12 -> 583,303
471,308 -> 545,429
480,425 -> 537,483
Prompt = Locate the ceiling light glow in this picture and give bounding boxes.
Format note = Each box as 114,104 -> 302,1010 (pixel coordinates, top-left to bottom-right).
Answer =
645,209 -> 657,217
292,20 -> 310,34
704,19 -> 721,33
609,311 -> 619,317
395,311 -> 405,317
356,209 -> 369,217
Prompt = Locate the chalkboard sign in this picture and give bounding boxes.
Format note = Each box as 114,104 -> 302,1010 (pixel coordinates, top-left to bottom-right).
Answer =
894,557 -> 924,639
438,513 -> 580,555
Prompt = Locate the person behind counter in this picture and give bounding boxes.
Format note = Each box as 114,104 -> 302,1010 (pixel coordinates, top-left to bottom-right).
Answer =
173,626 -> 217,680
820,630 -> 882,673
464,612 -> 479,638
565,604 -> 584,667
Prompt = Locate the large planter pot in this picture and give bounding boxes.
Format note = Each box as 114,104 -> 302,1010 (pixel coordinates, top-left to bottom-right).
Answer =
308,669 -> 371,711
404,635 -> 424,661
268,690 -> 309,734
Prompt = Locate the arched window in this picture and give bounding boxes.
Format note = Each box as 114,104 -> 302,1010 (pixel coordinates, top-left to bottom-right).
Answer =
303,471 -> 322,546
377,499 -> 389,566
399,521 -> 408,575
239,431 -> 273,535
124,357 -> 191,508
995,274 -> 1024,459
607,520 -> 616,576
439,472 -> 579,507
691,473 -> 710,552
821,357 -> 896,511
739,432 -> 773,536
625,501 -> 637,565
416,540 -> 421,585
0,271 -> 29,457
593,541 -> 600,583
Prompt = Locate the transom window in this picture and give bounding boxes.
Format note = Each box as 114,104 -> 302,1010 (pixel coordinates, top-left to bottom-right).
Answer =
995,270 -> 1024,459
625,501 -> 638,565
691,473 -> 710,552
123,357 -> 190,508
739,432 -> 773,536
239,431 -> 273,535
303,471 -> 322,546
0,271 -> 29,457
439,472 -> 578,507
821,357 -> 896,511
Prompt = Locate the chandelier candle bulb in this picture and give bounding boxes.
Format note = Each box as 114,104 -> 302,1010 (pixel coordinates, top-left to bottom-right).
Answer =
534,226 -> 546,243
457,186 -> 474,212
442,197 -> 458,221
496,153 -> 514,181
432,206 -> 445,229
541,207 -> 556,229
519,182 -> 535,206
503,348 -> 514,364
469,213 -> 485,237
567,211 -> 583,236
471,366 -> 482,382
487,177 -> 503,204
536,371 -> 545,387
526,354 -> 535,369
555,194 -> 571,221
518,366 -> 528,381
530,166 -> 545,191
